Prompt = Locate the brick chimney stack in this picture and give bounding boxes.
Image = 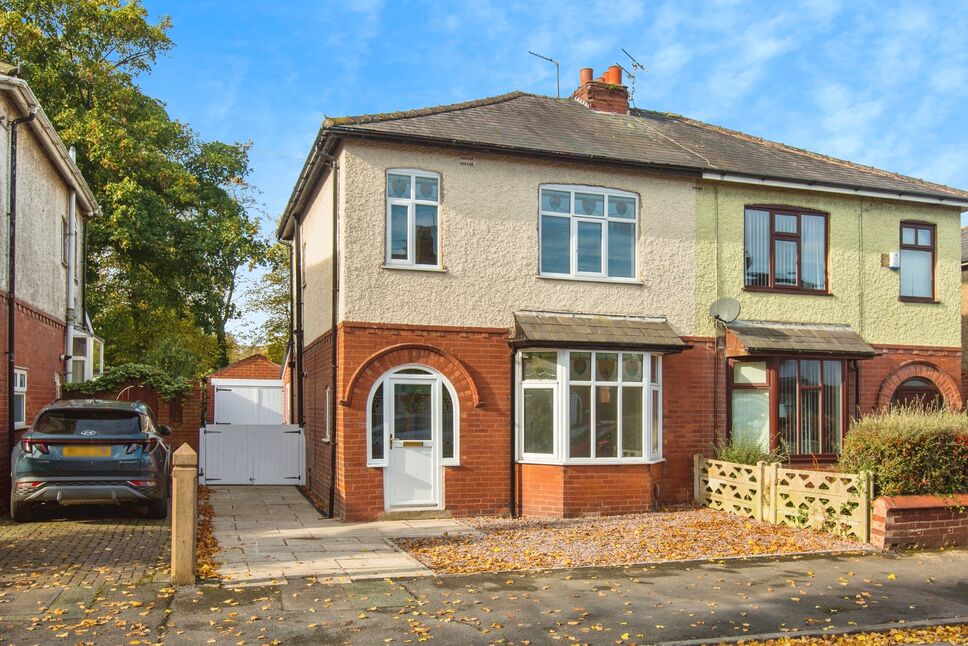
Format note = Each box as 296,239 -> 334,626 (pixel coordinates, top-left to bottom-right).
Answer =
570,65 -> 629,114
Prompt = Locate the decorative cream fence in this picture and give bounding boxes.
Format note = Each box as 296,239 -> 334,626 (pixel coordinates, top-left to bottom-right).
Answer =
694,455 -> 873,542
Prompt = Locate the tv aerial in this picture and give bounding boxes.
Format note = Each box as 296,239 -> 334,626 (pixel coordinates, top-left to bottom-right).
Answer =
619,48 -> 648,106
528,50 -> 560,98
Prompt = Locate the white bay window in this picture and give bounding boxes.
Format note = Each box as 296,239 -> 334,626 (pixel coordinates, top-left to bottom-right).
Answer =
517,349 -> 662,463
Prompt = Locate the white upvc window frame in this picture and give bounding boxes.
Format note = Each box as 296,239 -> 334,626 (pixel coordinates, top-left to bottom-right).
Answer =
366,364 -> 460,468
538,184 -> 639,282
385,169 -> 442,270
13,367 -> 27,428
515,349 -> 663,465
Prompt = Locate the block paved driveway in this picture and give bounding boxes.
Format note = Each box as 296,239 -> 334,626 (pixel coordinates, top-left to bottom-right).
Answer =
0,504 -> 169,590
211,486 -> 477,584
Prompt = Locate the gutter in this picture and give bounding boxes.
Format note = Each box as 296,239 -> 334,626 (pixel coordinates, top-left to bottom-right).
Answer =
328,154 -> 339,519
7,107 -> 37,450
0,75 -> 99,217
701,171 -> 968,210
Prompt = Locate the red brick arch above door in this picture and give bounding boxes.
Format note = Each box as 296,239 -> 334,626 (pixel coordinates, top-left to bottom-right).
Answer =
876,361 -> 962,411
340,343 -> 482,409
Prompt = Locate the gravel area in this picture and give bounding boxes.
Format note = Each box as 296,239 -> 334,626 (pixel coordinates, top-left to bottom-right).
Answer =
395,507 -> 866,574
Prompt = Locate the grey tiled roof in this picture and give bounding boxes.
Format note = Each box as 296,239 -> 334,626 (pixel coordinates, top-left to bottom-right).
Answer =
726,320 -> 876,357
325,92 -> 968,203
513,311 -> 686,352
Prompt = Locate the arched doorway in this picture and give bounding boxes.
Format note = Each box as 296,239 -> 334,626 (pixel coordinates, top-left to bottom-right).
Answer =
890,377 -> 943,409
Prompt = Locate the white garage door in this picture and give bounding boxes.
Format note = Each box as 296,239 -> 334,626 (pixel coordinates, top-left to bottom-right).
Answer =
201,378 -> 304,485
213,379 -> 284,425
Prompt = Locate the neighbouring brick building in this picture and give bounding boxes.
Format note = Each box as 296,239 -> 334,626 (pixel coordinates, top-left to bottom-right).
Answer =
279,65 -> 968,521
0,65 -> 102,511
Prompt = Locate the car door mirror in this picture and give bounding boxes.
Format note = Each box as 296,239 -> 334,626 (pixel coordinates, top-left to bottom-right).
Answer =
158,425 -> 173,437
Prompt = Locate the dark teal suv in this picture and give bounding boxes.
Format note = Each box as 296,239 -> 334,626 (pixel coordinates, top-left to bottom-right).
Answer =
10,400 -> 172,522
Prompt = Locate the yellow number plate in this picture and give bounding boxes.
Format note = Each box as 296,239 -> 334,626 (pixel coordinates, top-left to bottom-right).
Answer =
62,445 -> 112,457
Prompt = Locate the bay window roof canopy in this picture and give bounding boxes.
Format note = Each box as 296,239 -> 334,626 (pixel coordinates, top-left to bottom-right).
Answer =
724,320 -> 876,358
512,311 -> 687,353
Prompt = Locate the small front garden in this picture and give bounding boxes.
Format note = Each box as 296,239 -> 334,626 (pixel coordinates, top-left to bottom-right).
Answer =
395,507 -> 863,575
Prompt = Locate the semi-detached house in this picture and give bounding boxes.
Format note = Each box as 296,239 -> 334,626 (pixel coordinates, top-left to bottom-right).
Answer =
0,64 -> 103,512
278,65 -> 968,521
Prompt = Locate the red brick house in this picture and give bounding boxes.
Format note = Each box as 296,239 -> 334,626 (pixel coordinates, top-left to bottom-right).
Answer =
278,65 -> 968,521
0,65 -> 102,511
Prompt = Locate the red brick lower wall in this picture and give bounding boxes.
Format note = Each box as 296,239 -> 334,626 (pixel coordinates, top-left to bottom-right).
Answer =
334,322 -> 512,521
860,345 -> 962,412
872,494 -> 968,550
0,295 -> 66,513
303,331 -> 335,509
518,463 -> 661,517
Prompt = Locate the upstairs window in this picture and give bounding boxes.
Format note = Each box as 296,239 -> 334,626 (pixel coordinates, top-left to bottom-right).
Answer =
539,185 -> 637,280
386,170 -> 440,268
899,222 -> 935,301
744,207 -> 827,293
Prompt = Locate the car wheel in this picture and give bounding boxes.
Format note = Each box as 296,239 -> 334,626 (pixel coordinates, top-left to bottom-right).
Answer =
10,495 -> 33,523
146,496 -> 168,520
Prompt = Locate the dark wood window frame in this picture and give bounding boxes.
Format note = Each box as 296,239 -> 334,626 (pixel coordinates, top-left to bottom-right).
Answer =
899,221 -> 936,303
743,205 -> 830,295
727,357 -> 847,461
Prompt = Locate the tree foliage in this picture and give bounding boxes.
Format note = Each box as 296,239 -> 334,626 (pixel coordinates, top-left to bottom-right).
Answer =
241,242 -> 290,364
0,0 -> 267,373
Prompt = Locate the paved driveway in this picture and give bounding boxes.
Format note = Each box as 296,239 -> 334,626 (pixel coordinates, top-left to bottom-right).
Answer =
0,504 -> 169,590
211,486 -> 477,584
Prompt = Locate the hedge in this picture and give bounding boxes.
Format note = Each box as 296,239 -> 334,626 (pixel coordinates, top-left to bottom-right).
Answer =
840,406 -> 968,497
62,363 -> 195,401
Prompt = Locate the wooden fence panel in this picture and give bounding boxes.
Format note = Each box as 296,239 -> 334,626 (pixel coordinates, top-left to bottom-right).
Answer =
695,455 -> 872,543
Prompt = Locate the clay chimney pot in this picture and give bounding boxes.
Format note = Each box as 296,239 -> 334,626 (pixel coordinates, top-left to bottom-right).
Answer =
579,67 -> 593,84
605,65 -> 622,85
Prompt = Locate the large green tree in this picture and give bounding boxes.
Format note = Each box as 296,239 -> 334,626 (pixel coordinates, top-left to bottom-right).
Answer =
241,242 -> 290,364
0,0 -> 266,372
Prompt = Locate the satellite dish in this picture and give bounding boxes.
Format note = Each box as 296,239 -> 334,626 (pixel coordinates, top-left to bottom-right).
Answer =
709,298 -> 741,323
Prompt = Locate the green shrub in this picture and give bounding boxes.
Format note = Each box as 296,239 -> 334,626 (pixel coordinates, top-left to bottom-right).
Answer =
840,405 -> 968,496
715,435 -> 789,465
62,363 -> 195,401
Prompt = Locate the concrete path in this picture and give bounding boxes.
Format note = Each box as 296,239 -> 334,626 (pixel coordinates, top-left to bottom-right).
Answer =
209,486 -> 476,584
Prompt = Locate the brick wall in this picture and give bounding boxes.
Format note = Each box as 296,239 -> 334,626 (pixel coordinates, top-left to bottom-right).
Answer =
206,354 -> 281,424
334,322 -> 511,521
663,337 -> 723,503
859,345 -> 962,411
303,331 -> 335,509
872,494 -> 968,550
0,294 -> 66,513
518,463 -> 660,517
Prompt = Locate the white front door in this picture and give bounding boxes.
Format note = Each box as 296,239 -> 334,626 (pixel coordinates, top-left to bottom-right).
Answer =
385,378 -> 441,509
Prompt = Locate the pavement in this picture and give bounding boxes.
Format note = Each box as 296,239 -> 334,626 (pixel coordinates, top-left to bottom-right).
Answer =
1,548 -> 966,644
0,503 -> 169,590
210,486 -> 478,584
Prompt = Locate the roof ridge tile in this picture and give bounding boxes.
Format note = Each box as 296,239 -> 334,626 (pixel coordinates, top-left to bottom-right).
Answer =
325,91 -> 530,127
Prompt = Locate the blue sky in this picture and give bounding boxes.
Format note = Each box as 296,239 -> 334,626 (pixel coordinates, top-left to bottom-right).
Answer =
139,0 -> 968,336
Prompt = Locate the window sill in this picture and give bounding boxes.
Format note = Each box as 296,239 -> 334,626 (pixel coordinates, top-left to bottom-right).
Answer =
517,457 -> 665,466
742,287 -> 832,297
538,274 -> 643,286
899,297 -> 940,304
382,264 -> 447,273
